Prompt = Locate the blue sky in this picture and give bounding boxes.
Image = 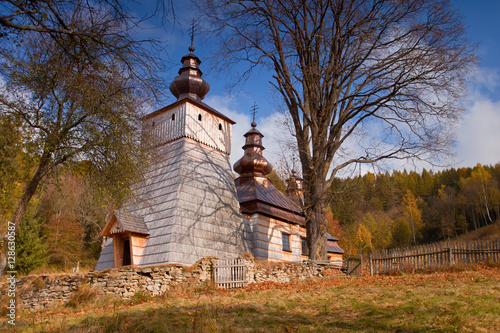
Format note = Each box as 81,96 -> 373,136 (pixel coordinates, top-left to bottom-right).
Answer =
146,0 -> 500,176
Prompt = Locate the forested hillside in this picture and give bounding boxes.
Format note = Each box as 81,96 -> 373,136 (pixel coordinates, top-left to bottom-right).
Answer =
0,114 -> 127,274
328,164 -> 500,254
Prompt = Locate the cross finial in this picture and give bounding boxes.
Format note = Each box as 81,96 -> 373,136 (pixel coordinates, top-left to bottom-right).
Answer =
250,102 -> 258,127
189,19 -> 195,53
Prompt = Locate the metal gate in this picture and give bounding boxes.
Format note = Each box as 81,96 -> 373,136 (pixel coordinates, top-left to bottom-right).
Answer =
213,258 -> 248,288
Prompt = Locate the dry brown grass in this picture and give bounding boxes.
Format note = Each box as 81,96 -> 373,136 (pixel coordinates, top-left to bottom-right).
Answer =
65,284 -> 99,309
3,264 -> 499,332
454,222 -> 500,241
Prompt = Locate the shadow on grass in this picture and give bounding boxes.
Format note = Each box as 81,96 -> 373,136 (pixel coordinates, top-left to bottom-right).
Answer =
45,300 -> 445,333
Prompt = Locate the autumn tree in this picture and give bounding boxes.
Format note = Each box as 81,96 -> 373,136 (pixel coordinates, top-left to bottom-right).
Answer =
361,212 -> 393,250
0,1 -> 174,275
199,0 -> 476,259
402,190 -> 423,244
0,0 -> 177,228
435,185 -> 458,239
352,223 -> 372,254
0,115 -> 26,222
0,34 -> 152,232
391,217 -> 413,248
461,164 -> 499,226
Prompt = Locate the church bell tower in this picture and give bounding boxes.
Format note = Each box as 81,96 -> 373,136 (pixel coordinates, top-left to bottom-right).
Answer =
95,44 -> 251,270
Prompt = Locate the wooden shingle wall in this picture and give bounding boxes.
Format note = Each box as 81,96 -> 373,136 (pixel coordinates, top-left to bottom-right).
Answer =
115,137 -> 252,267
249,213 -> 306,262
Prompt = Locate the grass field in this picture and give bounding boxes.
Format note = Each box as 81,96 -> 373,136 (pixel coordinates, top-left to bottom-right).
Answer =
3,264 -> 500,332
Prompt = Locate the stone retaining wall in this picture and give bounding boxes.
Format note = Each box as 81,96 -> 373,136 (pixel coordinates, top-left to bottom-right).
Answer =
0,257 -> 341,311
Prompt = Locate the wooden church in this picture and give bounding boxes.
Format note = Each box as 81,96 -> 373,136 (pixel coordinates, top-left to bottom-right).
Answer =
95,45 -> 343,270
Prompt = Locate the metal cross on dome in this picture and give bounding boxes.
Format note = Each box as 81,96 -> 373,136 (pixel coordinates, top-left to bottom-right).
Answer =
188,19 -> 196,53
190,19 -> 195,47
250,102 -> 258,127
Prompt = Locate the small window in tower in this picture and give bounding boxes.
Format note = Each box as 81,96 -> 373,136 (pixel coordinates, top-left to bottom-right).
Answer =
172,114 -> 175,121
282,233 -> 291,252
198,114 -> 202,121
219,123 -> 222,131
152,121 -> 155,128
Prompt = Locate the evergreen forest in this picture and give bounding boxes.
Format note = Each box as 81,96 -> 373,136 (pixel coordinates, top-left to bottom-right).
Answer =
326,164 -> 500,254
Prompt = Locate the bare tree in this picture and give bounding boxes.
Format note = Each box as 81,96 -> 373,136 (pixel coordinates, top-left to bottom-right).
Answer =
0,0 -> 173,85
198,0 -> 477,259
0,0 -> 178,228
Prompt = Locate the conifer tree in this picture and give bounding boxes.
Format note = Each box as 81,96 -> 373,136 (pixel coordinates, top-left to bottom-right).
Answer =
15,200 -> 48,275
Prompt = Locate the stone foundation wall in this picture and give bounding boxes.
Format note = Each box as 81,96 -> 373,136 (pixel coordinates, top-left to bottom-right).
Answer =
248,260 -> 330,284
1,258 -> 341,311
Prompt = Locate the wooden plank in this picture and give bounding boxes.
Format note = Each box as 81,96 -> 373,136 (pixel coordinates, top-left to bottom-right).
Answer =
214,258 -> 247,289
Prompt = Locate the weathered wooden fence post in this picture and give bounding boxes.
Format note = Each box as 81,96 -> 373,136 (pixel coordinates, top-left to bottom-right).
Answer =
369,254 -> 374,276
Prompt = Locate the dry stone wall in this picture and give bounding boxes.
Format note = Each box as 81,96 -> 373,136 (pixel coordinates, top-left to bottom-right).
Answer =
248,260 -> 329,284
1,257 -> 341,311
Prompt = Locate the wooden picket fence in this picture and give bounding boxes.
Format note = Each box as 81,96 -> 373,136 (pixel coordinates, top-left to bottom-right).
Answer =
370,239 -> 500,276
213,258 -> 248,288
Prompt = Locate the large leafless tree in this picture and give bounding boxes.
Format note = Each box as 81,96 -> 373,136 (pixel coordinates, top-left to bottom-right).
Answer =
198,0 -> 477,259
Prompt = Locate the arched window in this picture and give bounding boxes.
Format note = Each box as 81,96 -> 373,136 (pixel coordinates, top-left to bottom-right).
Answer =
198,114 -> 202,121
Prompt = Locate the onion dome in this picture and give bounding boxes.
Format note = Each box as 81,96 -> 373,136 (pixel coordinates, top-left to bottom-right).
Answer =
234,122 -> 273,176
169,45 -> 210,101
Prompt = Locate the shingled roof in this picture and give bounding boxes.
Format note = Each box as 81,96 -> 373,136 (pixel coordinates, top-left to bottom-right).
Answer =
101,211 -> 149,237
235,176 -> 305,225
327,233 -> 339,241
327,233 -> 344,254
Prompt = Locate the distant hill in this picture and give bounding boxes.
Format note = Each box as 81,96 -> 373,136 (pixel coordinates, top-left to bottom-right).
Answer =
453,222 -> 500,241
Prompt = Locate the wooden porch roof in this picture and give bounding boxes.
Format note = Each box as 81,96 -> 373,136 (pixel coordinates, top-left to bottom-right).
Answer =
101,211 -> 149,237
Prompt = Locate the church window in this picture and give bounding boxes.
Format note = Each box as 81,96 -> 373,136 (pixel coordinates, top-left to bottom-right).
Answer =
301,237 -> 309,256
198,114 -> 202,121
282,233 -> 291,252
152,121 -> 155,128
172,113 -> 175,121
219,123 -> 222,131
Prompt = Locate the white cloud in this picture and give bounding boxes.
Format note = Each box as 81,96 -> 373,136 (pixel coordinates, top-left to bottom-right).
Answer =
464,67 -> 499,106
456,99 -> 500,167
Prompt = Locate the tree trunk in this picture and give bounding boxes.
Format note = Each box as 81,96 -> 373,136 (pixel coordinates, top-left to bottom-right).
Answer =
11,153 -> 52,230
1,152 -> 52,276
305,201 -> 328,260
304,173 -> 328,260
